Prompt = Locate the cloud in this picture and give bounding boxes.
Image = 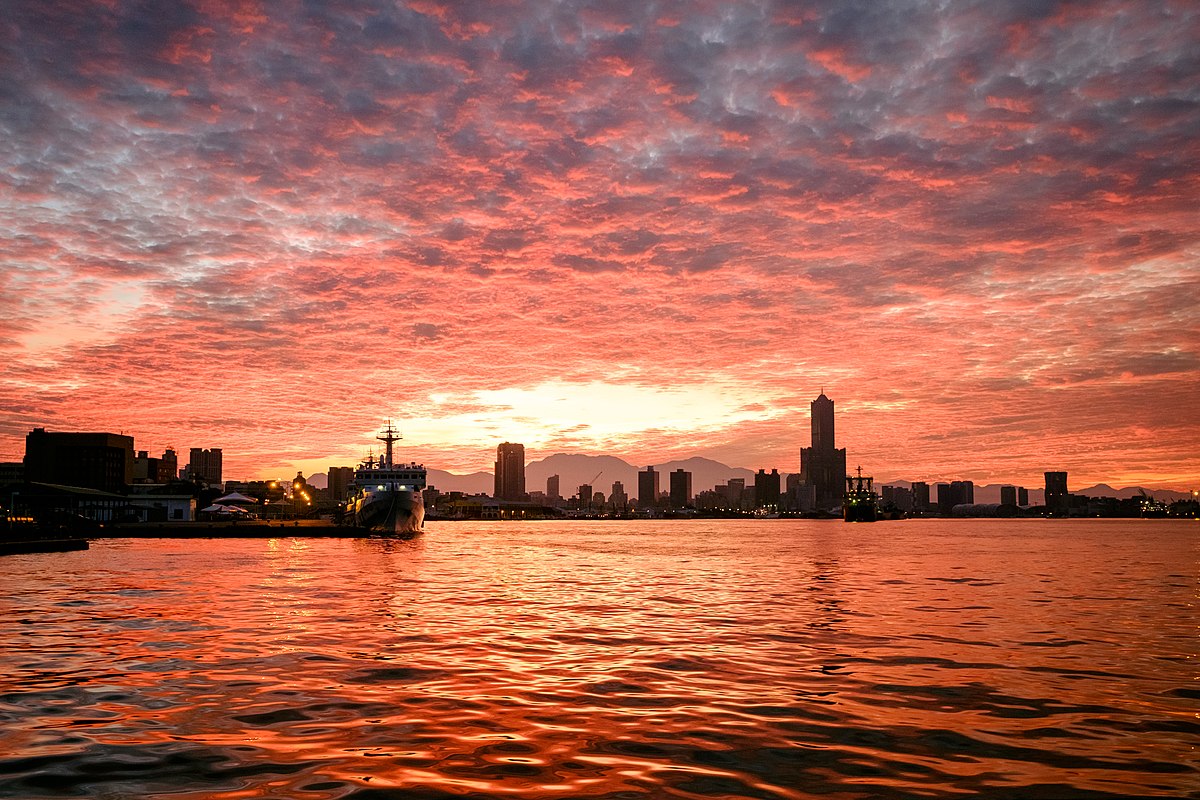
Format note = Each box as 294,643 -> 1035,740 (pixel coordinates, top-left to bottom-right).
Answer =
0,0 -> 1196,488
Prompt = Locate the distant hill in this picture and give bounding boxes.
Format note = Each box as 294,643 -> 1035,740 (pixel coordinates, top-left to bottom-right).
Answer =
427,453 -> 762,500
1076,484 -> 1191,503
426,468 -> 493,495
370,461 -> 1194,504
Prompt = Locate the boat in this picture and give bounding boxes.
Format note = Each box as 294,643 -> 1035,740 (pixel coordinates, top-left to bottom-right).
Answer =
843,466 -> 879,523
343,421 -> 426,535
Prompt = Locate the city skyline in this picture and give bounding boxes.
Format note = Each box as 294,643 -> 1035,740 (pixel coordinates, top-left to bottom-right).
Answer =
2,3 -> 1197,490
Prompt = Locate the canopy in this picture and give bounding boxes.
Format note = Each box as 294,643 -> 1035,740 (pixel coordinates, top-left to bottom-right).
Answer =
215,492 -> 256,504
201,503 -> 249,513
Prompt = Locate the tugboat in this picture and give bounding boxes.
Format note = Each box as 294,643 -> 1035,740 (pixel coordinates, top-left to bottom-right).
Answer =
344,421 -> 426,535
843,466 -> 879,523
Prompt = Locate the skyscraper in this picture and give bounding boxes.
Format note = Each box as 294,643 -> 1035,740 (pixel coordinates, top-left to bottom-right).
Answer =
755,468 -> 781,509
669,469 -> 692,508
187,447 -> 222,485
799,392 -> 847,510
328,466 -> 355,502
638,466 -> 660,508
1045,471 -> 1068,516
494,442 -> 526,500
546,474 -> 560,501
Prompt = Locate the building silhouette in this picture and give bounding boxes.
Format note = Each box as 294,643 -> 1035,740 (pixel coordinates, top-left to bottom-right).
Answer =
911,481 -> 930,512
755,468 -> 781,508
494,442 -> 526,500
610,481 -> 628,512
577,484 -> 593,509
799,392 -> 847,510
1045,471 -> 1068,515
328,466 -> 355,502
546,474 -> 560,502
160,448 -> 178,482
24,427 -> 134,492
638,466 -> 660,508
187,447 -> 222,485
669,469 -> 692,508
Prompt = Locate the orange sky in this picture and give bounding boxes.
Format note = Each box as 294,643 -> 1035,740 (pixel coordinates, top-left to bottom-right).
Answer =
1,1 -> 1198,489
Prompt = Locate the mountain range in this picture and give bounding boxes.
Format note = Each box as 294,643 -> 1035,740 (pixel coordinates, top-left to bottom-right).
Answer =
304,460 -> 1190,503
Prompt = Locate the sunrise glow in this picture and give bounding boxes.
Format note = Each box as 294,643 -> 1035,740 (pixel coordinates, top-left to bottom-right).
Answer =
1,1 -> 1197,489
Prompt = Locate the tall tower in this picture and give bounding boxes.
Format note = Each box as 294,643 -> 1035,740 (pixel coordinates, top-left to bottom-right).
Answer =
811,392 -> 835,451
494,443 -> 526,501
799,392 -> 847,511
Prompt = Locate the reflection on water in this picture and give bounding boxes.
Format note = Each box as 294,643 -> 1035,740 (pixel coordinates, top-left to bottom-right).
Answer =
0,519 -> 1196,799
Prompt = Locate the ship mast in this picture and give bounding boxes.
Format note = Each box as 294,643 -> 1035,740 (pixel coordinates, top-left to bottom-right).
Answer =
377,420 -> 401,469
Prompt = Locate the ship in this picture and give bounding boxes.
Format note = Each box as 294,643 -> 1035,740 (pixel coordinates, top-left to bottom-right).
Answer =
344,421 -> 426,535
843,466 -> 879,523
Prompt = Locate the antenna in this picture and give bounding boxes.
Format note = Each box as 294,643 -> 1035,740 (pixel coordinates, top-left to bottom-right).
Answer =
376,419 -> 401,469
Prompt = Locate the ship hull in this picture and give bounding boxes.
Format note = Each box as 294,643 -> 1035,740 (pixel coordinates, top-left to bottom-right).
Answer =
352,488 -> 425,535
843,495 -> 878,522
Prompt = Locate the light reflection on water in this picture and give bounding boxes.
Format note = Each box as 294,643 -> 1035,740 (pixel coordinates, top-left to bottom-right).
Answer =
0,519 -> 1196,799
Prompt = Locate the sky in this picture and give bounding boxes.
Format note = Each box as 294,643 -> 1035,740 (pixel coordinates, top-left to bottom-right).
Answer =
2,0 -> 1198,490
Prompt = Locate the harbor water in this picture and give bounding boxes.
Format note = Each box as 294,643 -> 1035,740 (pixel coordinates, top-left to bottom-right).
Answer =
1,519 -> 1196,799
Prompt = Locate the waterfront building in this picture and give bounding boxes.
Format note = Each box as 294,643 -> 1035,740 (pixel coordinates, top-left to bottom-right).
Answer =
754,468 -> 781,509
1000,486 -> 1017,506
159,449 -> 178,483
638,466 -> 660,508
547,474 -> 560,502
799,392 -> 847,511
1045,471 -> 1069,515
328,466 -> 354,502
725,478 -> 746,509
132,450 -> 160,484
494,442 -> 526,501
911,481 -> 930,512
669,469 -> 692,508
936,483 -> 953,514
25,427 -> 134,492
610,481 -> 628,512
187,447 -> 223,486
886,486 -> 913,512
1018,486 -> 1029,506
577,484 -> 593,509
0,461 -> 24,486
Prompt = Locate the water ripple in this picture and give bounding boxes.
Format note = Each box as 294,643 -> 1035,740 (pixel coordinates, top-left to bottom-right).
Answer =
0,520 -> 1196,799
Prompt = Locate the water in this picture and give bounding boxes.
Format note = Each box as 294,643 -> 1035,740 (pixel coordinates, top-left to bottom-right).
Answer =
1,519 -> 1195,799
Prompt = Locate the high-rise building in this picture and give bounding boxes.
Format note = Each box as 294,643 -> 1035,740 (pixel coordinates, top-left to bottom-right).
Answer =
799,392 -> 847,510
494,442 -> 526,500
638,466 -> 660,508
24,428 -> 134,492
669,469 -> 692,508
1018,487 -> 1029,506
1045,471 -> 1068,515
159,449 -> 178,483
610,481 -> 628,511
1000,486 -> 1017,506
577,484 -> 593,509
546,474 -> 560,501
187,448 -> 223,485
328,466 -> 355,502
911,481 -> 930,512
725,478 -> 746,509
754,468 -> 781,508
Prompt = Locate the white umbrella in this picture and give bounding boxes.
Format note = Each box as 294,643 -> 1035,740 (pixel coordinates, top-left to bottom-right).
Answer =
215,492 -> 256,504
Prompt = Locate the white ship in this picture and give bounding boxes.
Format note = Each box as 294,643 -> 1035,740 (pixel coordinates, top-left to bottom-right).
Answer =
345,421 -> 426,535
